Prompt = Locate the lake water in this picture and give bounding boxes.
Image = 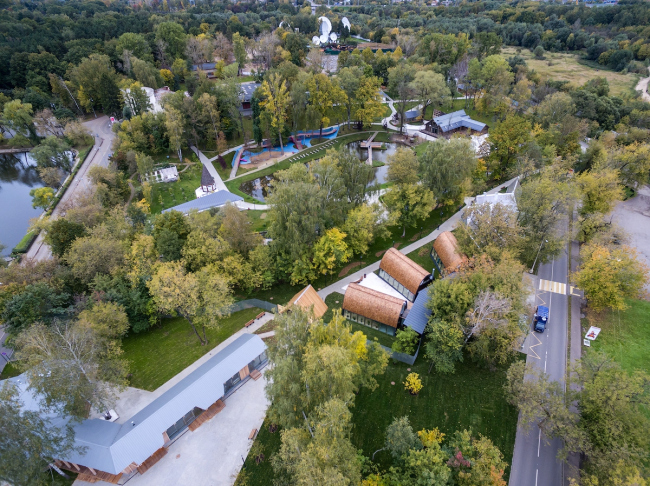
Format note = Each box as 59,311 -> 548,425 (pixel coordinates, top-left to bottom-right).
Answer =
238,142 -> 404,202
0,153 -> 44,255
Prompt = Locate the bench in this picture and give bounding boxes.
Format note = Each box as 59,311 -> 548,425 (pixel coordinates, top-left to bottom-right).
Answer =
248,428 -> 258,440
256,312 -> 265,320
244,319 -> 255,328
250,369 -> 262,381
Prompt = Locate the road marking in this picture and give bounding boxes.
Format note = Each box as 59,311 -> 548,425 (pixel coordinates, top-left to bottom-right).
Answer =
538,429 -> 541,457
529,332 -> 542,359
535,468 -> 539,486
539,279 -> 566,295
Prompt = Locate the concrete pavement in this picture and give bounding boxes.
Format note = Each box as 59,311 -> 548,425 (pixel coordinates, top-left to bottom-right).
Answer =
25,116 -> 115,261
190,146 -> 228,192
509,221 -> 570,486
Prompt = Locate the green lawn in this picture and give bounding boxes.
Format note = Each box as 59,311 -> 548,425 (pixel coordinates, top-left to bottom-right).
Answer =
240,352 -> 522,483
449,99 -> 494,126
0,362 -> 22,380
122,307 -> 263,391
588,299 -> 650,374
406,242 -> 435,274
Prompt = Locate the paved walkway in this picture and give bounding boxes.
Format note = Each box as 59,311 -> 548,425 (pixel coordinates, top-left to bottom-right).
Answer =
316,177 -> 518,299
190,146 -> 227,192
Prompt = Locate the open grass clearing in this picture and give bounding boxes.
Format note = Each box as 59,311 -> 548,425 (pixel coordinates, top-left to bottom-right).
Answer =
122,307 -> 263,391
0,362 -> 22,380
239,350 -> 522,484
585,298 -> 650,374
150,161 -> 202,214
502,47 -> 639,97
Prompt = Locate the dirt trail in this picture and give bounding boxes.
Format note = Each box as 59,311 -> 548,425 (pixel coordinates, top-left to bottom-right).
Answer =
635,66 -> 650,102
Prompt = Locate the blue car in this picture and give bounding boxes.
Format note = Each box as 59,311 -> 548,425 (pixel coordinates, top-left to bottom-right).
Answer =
534,305 -> 549,333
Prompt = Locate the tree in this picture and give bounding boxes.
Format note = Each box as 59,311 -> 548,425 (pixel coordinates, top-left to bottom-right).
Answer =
409,71 -> 450,117
123,82 -> 151,116
135,152 -> 154,178
306,73 -> 347,140
63,121 -> 93,146
446,429 -> 508,486
388,63 -> 417,134
2,99 -> 34,138
376,416 -> 421,460
419,138 -> 477,204
392,327 -> 419,355
574,244 -> 648,311
218,203 -> 261,256
273,398 -> 362,486
456,202 -> 522,262
33,108 -> 63,137
147,261 -> 234,345
0,382 -> 78,486
232,32 -> 247,76
1,283 -> 70,335
384,184 -> 435,237
29,187 -> 55,210
342,204 -> 386,256
476,32 -> 503,61
38,167 -> 64,189
607,142 -> 650,188
116,32 -> 152,63
197,93 -> 222,148
260,73 -> 290,155
16,320 -> 128,419
155,22 -> 187,60
488,116 -> 531,179
338,67 -> 362,127
425,316 -> 465,374
44,218 -> 86,258
577,169 -> 624,216
165,106 -> 184,162
64,230 -> 126,284
312,228 -> 351,277
387,147 -> 419,186
354,76 -> 385,128
31,136 -> 73,172
536,92 -> 576,128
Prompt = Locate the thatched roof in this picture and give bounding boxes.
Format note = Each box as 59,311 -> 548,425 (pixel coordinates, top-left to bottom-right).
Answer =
286,285 -> 328,319
201,165 -> 215,187
342,283 -> 405,328
433,231 -> 465,274
379,248 -> 431,294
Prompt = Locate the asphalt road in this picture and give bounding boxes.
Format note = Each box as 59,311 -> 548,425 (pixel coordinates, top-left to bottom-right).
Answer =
509,236 -> 569,486
25,115 -> 115,261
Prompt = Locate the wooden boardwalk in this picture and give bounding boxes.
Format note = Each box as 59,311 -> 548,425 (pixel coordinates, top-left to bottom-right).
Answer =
361,132 -> 379,165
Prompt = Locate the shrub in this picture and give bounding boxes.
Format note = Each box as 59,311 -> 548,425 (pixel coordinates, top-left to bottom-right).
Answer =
534,46 -> 545,59
403,372 -> 423,395
392,327 -> 419,356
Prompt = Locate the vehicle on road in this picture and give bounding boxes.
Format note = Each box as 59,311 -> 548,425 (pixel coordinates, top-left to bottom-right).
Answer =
533,305 -> 549,333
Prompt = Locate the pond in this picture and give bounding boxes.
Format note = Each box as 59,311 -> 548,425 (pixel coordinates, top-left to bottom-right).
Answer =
0,153 -> 44,255
238,142 -> 404,202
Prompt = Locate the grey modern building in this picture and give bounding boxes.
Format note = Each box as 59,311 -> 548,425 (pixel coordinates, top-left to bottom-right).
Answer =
4,334 -> 267,483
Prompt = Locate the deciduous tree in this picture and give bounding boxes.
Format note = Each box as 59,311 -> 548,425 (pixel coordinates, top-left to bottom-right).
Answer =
29,187 -> 55,210
31,136 -> 73,172
260,73 -> 290,155
306,73 -> 347,140
419,138 -> 476,204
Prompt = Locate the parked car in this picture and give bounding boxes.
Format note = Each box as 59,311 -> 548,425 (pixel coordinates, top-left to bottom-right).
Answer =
533,305 -> 549,333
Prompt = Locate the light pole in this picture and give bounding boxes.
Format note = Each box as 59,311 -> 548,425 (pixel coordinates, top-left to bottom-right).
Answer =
530,239 -> 548,274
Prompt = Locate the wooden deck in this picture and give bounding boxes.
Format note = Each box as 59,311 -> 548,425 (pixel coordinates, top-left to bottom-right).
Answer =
137,447 -> 168,475
188,399 -> 226,431
56,462 -> 122,484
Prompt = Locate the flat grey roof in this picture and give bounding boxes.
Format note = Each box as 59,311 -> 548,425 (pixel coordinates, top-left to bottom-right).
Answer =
162,190 -> 243,214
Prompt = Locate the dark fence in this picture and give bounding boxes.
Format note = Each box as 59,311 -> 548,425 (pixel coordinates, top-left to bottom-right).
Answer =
374,341 -> 421,366
228,299 -> 277,314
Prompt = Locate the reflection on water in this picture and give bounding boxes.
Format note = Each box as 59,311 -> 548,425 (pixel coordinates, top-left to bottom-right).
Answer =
238,142 -> 405,202
0,153 -> 44,255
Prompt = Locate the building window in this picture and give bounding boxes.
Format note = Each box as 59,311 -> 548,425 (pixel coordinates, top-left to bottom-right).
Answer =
248,351 -> 267,373
166,407 -> 203,441
224,371 -> 242,394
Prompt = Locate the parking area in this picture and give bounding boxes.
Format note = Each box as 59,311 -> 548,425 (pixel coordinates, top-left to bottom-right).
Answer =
75,370 -> 269,486
612,185 -> 650,295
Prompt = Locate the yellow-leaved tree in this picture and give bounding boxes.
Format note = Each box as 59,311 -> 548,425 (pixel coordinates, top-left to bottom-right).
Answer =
259,73 -> 290,155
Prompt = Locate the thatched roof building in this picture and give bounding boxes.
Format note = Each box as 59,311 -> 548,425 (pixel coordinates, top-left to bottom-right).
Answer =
285,285 -> 328,319
431,231 -> 465,277
342,283 -> 406,329
201,165 -> 216,192
379,248 -> 432,296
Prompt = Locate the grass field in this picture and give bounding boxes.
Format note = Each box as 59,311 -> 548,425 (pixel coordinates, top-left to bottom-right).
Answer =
0,362 -> 21,380
502,47 -> 639,97
240,352 -> 521,484
586,298 -> 650,374
122,307 -> 262,391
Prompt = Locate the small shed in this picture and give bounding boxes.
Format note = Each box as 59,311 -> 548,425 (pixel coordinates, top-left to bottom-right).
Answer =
285,285 -> 328,319
431,231 -> 465,277
342,283 -> 407,335
379,248 -> 432,301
